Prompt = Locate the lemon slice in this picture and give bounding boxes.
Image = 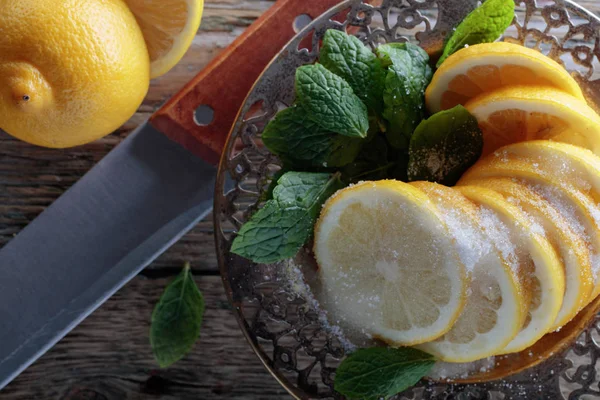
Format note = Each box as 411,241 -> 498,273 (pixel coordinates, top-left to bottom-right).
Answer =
496,141 -> 600,204
464,86 -> 600,157
125,0 -> 204,78
410,182 -> 526,362
313,180 -> 467,345
470,177 -> 593,329
456,186 -> 565,354
426,42 -> 584,113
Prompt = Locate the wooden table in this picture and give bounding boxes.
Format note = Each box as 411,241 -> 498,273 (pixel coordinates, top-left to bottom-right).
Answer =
0,1 -> 291,398
2,1 -> 600,399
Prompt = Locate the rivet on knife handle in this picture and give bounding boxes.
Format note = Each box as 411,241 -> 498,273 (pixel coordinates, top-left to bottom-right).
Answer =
149,0 -> 346,166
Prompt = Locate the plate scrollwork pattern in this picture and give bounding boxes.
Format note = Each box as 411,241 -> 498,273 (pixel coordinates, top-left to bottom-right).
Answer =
214,1 -> 600,398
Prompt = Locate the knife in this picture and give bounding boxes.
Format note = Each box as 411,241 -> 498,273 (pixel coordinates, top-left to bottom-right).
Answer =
0,0 -> 343,389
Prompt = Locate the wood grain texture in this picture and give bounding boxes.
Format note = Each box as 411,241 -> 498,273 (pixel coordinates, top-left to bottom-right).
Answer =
1,1 -> 600,399
2,277 -> 291,400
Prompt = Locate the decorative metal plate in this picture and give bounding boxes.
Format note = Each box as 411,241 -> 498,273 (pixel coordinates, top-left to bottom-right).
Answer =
214,1 -> 600,398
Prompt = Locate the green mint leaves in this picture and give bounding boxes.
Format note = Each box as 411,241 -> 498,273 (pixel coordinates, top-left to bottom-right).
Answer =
320,29 -> 386,115
230,172 -> 343,263
408,105 -> 483,186
437,0 -> 515,67
261,106 -> 363,168
378,43 -> 432,149
150,263 -> 205,368
296,64 -> 370,138
334,347 -> 435,400
254,30 -> 396,264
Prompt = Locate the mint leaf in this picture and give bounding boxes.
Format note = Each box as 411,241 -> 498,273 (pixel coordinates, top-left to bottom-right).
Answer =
377,43 -> 432,149
335,347 -> 435,400
273,172 -> 342,209
259,169 -> 287,202
320,29 -> 386,115
262,106 -> 363,168
437,0 -> 515,67
378,42 -> 429,68
296,64 -> 369,138
407,105 -> 483,186
150,263 -> 205,368
231,172 -> 344,263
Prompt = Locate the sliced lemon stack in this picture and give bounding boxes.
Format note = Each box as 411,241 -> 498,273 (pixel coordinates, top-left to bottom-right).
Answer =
469,177 -> 593,328
460,142 -> 600,302
313,181 -> 468,345
426,42 -> 584,114
313,157 -> 591,361
456,186 -> 565,353
310,41 -> 600,365
410,182 -> 526,362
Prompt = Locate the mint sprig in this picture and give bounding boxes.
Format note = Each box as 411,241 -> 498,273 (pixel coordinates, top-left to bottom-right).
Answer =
437,0 -> 515,67
150,263 -> 205,368
230,172 -> 344,263
335,347 -> 435,400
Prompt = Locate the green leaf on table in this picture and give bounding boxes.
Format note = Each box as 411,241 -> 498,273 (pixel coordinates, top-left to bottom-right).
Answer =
150,262 -> 205,368
320,29 -> 386,115
437,0 -> 515,67
407,105 -> 483,186
295,64 -> 370,138
334,347 -> 435,400
230,171 -> 344,263
262,105 -> 363,169
377,43 -> 432,150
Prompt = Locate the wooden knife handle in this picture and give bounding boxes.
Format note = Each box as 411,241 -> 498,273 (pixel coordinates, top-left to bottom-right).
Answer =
150,0 -> 346,165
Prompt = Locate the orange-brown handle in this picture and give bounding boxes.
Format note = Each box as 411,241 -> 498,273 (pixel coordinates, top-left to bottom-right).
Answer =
150,0 -> 347,165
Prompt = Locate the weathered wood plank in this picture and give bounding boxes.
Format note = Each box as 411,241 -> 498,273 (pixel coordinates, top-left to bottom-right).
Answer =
1,276 -> 292,400
0,1 -> 282,398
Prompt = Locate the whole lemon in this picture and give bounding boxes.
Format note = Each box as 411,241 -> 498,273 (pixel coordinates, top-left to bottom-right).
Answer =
0,0 -> 150,148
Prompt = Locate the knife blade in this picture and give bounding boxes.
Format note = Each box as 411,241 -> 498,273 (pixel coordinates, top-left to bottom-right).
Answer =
0,122 -> 215,388
0,0 -> 344,389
